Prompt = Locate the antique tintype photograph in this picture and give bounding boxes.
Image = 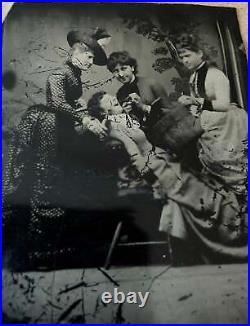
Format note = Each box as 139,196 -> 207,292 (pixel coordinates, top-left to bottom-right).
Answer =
2,2 -> 248,324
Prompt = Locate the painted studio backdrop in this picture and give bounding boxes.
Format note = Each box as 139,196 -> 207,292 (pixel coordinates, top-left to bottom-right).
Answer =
2,3 -> 247,267
4,4 -> 245,131
3,3 -> 247,149
3,4 -> 246,149
2,3 -> 248,324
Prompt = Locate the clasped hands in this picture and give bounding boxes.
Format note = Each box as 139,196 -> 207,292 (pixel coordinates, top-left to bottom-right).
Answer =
178,95 -> 203,117
80,116 -> 108,139
178,95 -> 200,106
122,93 -> 149,114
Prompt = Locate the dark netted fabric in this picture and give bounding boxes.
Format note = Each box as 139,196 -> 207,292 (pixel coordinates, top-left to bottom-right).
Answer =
46,61 -> 82,122
3,61 -> 86,256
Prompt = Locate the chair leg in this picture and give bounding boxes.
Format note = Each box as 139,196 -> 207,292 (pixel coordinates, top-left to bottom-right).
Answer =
167,233 -> 173,265
104,221 -> 123,270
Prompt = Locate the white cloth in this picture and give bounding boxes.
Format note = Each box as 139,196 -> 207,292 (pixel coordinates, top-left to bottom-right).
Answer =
159,200 -> 188,239
199,107 -> 248,194
190,66 -> 231,111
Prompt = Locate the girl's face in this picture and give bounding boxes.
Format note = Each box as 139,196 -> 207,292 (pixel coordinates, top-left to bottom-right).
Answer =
71,46 -> 94,71
99,94 -> 123,115
179,49 -> 203,70
112,64 -> 135,84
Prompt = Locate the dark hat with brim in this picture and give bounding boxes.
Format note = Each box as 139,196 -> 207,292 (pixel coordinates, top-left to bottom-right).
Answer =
67,30 -> 107,66
94,27 -> 111,40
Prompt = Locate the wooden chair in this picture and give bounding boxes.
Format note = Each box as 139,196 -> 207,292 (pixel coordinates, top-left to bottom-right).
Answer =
104,220 -> 169,269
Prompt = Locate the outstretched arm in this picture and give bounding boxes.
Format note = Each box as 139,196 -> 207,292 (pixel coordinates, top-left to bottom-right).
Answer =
48,74 -> 108,138
108,123 -> 227,219
151,81 -> 171,109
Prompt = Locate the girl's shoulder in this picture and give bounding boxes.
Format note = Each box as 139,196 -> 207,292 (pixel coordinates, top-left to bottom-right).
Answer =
206,66 -> 229,84
207,66 -> 227,77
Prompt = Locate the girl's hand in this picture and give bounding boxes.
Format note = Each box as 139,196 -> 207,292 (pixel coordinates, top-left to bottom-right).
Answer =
122,93 -> 145,113
127,93 -> 151,114
108,123 -> 141,152
82,116 -> 108,139
107,121 -> 147,170
178,95 -> 198,106
76,98 -> 87,110
75,99 -> 88,120
107,121 -> 152,156
128,93 -> 144,110
189,105 -> 200,117
122,127 -> 152,156
122,100 -> 133,114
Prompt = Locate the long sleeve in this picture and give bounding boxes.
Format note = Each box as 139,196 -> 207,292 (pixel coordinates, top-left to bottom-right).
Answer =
137,78 -> 171,130
47,73 -> 82,122
151,81 -> 170,108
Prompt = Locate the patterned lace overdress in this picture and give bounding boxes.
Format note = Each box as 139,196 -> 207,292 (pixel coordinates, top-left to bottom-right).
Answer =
3,61 -> 85,256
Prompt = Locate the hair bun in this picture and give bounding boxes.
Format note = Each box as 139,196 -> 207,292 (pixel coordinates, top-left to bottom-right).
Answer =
175,33 -> 201,52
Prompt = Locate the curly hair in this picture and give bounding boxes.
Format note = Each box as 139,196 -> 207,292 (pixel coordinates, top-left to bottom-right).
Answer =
175,34 -> 202,53
87,91 -> 107,120
107,51 -> 138,74
174,33 -> 214,63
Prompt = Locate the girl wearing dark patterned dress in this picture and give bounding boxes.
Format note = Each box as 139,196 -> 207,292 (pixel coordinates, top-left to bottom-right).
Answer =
3,30 -> 109,265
